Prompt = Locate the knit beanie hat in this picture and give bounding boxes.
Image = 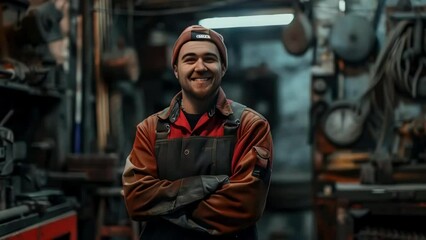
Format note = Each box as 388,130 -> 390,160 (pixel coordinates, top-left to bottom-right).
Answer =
171,25 -> 228,68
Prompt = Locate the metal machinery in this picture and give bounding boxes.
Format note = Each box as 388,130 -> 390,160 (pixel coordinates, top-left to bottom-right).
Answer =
311,2 -> 426,239
0,0 -> 78,239
0,0 -> 141,238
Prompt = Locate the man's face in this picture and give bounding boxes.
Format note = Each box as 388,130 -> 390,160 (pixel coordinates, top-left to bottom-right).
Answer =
174,41 -> 226,101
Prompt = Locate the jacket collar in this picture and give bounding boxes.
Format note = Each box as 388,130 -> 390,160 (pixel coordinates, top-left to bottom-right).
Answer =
157,87 -> 233,121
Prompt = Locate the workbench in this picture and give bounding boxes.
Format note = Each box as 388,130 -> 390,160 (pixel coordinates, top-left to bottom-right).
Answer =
0,201 -> 77,240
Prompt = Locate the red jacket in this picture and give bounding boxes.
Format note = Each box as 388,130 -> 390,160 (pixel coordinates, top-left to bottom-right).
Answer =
122,87 -> 273,235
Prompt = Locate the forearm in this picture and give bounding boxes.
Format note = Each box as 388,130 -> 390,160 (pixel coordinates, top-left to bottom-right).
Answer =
123,157 -> 229,220
191,178 -> 269,234
161,146 -> 272,235
160,177 -> 270,235
188,116 -> 273,235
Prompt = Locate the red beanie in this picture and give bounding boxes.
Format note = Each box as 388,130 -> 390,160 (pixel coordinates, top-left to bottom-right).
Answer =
171,25 -> 228,68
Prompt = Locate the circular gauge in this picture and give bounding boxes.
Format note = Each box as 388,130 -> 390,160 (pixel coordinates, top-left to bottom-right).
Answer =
322,101 -> 366,146
312,78 -> 328,94
329,14 -> 376,64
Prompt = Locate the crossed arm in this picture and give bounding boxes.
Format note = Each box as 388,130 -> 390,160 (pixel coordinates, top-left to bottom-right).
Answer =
122,112 -> 273,235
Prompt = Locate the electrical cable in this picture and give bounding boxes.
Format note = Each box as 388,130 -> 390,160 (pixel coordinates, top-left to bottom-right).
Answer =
360,19 -> 425,152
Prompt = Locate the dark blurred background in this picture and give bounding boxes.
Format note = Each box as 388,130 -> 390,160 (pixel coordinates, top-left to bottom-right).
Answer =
1,0 -> 426,239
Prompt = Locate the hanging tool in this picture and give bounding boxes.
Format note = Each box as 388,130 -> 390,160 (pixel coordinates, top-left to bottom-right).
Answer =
282,0 -> 314,56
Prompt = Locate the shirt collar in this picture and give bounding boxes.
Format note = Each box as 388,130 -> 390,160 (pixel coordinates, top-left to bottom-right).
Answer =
157,87 -> 234,121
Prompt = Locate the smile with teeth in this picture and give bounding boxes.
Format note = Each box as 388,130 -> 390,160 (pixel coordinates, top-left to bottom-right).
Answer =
191,77 -> 211,81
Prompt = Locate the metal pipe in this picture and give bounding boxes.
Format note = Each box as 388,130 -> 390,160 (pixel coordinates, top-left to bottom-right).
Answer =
0,205 -> 31,223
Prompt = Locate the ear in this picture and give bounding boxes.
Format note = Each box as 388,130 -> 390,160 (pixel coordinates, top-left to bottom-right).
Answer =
173,65 -> 178,79
221,63 -> 227,77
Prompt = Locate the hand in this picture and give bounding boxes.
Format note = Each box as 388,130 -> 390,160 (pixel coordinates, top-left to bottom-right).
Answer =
201,175 -> 229,194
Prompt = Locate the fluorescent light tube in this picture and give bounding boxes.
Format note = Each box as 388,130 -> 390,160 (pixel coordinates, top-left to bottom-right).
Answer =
339,0 -> 346,12
199,13 -> 294,29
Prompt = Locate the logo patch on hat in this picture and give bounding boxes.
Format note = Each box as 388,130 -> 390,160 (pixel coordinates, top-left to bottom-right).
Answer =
191,31 -> 211,40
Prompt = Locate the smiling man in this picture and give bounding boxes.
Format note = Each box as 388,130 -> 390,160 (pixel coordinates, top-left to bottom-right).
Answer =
122,25 -> 274,240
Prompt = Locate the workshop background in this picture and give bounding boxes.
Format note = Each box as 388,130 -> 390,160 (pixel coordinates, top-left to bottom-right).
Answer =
1,0 -> 426,239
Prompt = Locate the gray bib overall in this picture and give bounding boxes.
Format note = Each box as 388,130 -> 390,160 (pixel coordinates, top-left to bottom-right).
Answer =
140,102 -> 257,240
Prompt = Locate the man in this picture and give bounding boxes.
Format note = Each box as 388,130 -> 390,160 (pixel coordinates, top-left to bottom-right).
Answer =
122,25 -> 273,240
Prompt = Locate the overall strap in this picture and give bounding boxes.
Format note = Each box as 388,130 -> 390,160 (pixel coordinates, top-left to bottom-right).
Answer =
156,107 -> 170,140
224,101 -> 246,136
214,101 -> 246,175
156,101 -> 246,140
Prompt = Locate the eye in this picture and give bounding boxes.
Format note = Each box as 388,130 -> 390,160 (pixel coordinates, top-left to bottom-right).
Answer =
203,56 -> 218,63
183,57 -> 196,64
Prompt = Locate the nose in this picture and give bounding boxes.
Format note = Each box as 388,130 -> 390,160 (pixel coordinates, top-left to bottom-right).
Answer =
194,58 -> 207,72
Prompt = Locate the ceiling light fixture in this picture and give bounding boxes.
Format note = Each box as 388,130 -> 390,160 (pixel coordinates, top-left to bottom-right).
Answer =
199,13 -> 294,29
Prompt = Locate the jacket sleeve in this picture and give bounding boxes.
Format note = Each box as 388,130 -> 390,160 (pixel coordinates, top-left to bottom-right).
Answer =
122,116 -> 229,221
191,109 -> 273,235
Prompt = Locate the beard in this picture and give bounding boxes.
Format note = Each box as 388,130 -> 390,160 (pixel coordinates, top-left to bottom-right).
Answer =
179,77 -> 221,101
182,85 -> 220,102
